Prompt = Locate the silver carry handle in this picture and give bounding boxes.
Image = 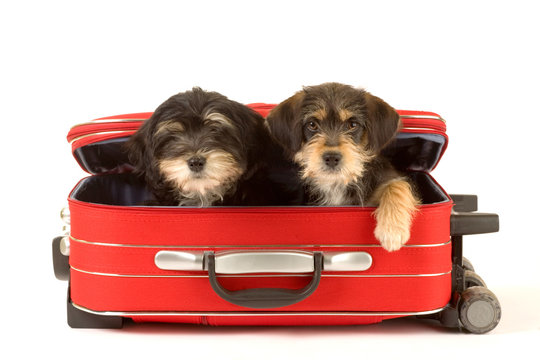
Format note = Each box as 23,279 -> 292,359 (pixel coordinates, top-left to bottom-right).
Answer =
154,250 -> 372,273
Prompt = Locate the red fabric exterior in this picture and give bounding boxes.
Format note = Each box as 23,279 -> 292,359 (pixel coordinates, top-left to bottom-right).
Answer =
67,121 -> 147,143
94,112 -> 154,121
68,197 -> 451,247
70,239 -> 451,277
70,270 -> 451,313
68,197 -> 453,318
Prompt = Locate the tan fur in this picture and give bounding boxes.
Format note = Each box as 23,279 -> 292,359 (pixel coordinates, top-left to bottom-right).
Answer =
294,134 -> 375,205
338,108 -> 354,122
371,178 -> 420,251
158,150 -> 244,206
155,121 -> 185,135
310,108 -> 327,121
203,112 -> 234,128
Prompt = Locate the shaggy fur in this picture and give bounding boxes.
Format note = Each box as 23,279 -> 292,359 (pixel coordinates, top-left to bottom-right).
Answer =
266,82 -> 420,251
126,88 -> 281,206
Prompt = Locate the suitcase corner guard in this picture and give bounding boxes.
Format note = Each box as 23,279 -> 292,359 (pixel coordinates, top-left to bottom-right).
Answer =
154,250 -> 373,309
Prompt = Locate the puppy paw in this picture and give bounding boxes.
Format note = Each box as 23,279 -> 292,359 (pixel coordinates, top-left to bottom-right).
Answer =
371,178 -> 419,252
374,223 -> 411,252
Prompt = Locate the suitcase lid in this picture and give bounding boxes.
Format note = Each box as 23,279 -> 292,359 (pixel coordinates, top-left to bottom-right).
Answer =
67,104 -> 447,175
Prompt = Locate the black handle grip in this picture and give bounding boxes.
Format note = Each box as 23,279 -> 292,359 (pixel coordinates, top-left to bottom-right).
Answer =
205,252 -> 322,309
450,212 -> 499,236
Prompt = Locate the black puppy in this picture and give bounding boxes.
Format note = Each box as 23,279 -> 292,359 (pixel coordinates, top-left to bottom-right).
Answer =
126,87 -> 281,206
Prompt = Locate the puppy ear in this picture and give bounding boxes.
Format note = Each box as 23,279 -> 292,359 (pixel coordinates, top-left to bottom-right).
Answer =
125,116 -> 157,175
234,104 -> 270,165
125,116 -> 173,202
125,128 -> 147,172
365,92 -> 400,153
265,91 -> 305,158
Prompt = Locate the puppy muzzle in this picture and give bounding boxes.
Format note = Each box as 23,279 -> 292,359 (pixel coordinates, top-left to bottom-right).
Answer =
322,151 -> 342,170
187,156 -> 206,173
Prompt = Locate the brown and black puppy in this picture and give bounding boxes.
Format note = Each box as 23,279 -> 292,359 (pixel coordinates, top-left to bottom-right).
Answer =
266,82 -> 419,251
126,87 -> 281,207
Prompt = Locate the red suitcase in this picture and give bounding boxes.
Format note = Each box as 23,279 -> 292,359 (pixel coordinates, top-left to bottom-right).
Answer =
52,105 -> 501,333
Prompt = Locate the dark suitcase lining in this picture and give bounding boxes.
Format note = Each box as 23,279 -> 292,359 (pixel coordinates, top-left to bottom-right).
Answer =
70,171 -> 449,207
70,122 -> 449,207
72,132 -> 447,175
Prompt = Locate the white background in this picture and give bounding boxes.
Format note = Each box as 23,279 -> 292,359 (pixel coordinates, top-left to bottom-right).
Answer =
1,0 -> 539,358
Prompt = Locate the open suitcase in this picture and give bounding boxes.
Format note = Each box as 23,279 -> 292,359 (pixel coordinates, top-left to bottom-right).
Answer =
52,104 -> 501,333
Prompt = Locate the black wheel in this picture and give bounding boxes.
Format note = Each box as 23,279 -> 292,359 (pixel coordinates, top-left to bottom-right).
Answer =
465,270 -> 486,288
458,286 -> 501,334
462,257 -> 475,272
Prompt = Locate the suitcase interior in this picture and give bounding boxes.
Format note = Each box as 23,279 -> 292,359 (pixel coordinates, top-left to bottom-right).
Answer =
71,129 -> 447,175
70,171 -> 449,207
69,124 -> 449,207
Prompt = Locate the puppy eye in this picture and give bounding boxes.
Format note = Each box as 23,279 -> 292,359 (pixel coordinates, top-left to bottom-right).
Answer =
307,121 -> 319,132
347,119 -> 361,130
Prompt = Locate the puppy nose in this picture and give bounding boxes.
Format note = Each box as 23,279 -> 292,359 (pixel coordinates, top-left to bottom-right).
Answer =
323,152 -> 342,169
187,156 -> 206,172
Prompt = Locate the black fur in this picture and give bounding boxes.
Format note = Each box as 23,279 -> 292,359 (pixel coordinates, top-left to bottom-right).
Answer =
126,87 -> 285,206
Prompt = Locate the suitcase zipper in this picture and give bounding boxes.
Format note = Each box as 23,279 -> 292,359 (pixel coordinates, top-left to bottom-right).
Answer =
400,117 -> 446,133
69,129 -> 138,144
67,110 -> 446,143
68,120 -> 145,143
68,118 -> 446,145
